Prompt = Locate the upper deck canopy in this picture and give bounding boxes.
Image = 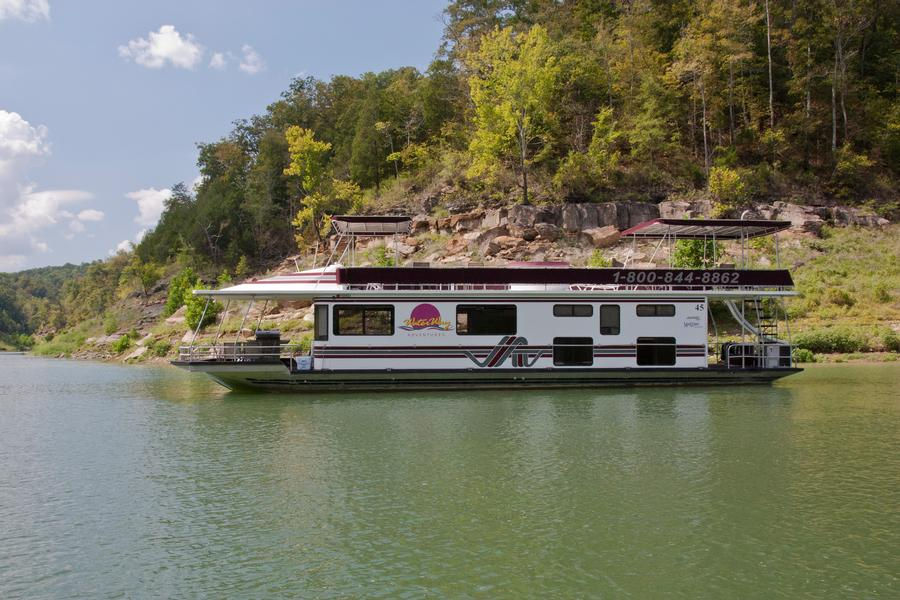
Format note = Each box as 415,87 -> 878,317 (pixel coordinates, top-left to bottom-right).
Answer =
621,218 -> 791,239
332,215 -> 411,236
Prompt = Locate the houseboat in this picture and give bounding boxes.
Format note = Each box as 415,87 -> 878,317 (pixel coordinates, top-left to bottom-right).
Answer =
173,216 -> 802,392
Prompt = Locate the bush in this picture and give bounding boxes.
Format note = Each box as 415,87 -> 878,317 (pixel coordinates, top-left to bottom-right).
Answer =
111,334 -> 131,354
586,249 -> 612,268
825,288 -> 855,307
672,239 -> 720,269
164,267 -> 197,317
882,330 -> 900,353
792,348 -> 817,363
103,314 -> 118,335
184,288 -> 223,330
152,340 -> 172,357
368,245 -> 394,266
708,166 -> 747,215
873,283 -> 892,303
794,327 -> 868,354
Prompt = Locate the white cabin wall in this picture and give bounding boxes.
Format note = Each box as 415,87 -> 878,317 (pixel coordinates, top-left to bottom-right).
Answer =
312,299 -> 708,370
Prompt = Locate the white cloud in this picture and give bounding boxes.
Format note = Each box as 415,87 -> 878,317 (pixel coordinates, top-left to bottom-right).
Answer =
127,187 -> 171,226
5,187 -> 93,232
0,110 -> 97,270
68,219 -> 85,233
111,239 -> 133,255
118,25 -> 204,70
209,52 -> 227,70
0,0 -> 49,22
109,228 -> 146,256
238,44 -> 265,75
76,208 -> 104,221
0,188 -> 93,267
0,109 -> 49,181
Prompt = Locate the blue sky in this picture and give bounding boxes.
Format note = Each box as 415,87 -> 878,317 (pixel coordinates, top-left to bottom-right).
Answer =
0,0 -> 447,271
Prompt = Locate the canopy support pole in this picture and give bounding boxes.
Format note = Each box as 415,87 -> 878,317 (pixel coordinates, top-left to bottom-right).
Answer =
189,298 -> 210,350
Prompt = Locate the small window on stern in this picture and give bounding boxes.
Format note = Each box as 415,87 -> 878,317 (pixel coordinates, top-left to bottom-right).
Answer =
314,305 -> 329,341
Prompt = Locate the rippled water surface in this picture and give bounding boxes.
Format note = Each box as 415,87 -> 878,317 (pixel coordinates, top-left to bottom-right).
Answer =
0,356 -> 898,598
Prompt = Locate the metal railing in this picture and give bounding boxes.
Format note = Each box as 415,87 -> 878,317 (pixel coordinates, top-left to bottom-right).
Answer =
179,342 -> 306,362
718,341 -> 793,369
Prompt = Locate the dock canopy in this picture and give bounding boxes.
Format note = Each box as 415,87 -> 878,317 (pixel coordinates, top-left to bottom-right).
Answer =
331,215 -> 411,236
621,218 -> 791,240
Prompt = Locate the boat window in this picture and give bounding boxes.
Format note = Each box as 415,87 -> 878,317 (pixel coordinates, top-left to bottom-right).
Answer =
456,305 -> 516,335
333,305 -> 394,336
553,337 -> 594,366
599,305 -> 620,335
553,304 -> 593,317
314,305 -> 329,341
636,337 -> 677,366
636,304 -> 676,317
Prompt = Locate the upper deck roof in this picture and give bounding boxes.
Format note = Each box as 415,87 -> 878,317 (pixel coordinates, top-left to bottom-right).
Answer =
332,215 -> 411,235
621,218 -> 791,239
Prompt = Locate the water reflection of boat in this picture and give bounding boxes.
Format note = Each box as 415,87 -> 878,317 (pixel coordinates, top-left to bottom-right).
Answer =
173,216 -> 802,392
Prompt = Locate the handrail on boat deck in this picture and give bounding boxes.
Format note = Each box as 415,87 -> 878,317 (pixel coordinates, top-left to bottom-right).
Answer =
178,342 -> 307,362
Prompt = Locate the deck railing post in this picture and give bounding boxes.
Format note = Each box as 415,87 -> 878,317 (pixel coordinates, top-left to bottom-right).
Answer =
189,297 -> 211,358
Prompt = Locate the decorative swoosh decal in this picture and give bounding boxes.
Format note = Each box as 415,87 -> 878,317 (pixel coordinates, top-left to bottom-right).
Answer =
463,336 -> 542,368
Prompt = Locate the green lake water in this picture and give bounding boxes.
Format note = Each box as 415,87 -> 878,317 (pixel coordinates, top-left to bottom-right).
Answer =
0,356 -> 897,598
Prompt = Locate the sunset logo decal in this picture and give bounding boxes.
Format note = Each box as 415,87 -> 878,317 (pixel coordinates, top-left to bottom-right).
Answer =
400,303 -> 452,331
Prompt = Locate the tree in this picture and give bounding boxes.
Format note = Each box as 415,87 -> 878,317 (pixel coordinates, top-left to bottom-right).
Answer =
467,25 -> 560,204
121,258 -> 162,299
284,126 -> 332,194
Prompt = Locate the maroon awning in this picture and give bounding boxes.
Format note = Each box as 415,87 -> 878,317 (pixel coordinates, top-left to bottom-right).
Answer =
621,218 -> 791,239
331,215 -> 412,235
336,267 -> 794,288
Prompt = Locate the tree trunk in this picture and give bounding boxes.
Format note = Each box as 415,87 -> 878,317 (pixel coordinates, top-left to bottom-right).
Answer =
836,31 -> 849,143
831,53 -> 838,153
701,81 -> 709,177
728,61 -> 735,145
518,110 -> 529,205
765,0 -> 775,129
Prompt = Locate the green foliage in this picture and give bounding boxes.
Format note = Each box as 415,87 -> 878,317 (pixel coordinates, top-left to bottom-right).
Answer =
707,166 -> 747,215
825,288 -> 855,308
111,334 -> 132,354
832,145 -> 875,201
291,179 -> 363,248
467,25 -> 559,204
103,314 -> 118,335
586,249 -> 612,268
184,289 -> 223,331
284,126 -> 332,194
672,239 -> 721,269
164,268 -> 197,317
31,328 -> 89,357
368,245 -> 394,267
151,340 -> 172,357
234,256 -> 250,280
791,348 -> 817,363
794,327 -> 869,354
121,257 -> 162,298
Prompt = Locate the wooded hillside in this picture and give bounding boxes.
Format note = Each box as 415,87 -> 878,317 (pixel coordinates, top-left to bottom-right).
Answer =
134,0 -> 899,273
